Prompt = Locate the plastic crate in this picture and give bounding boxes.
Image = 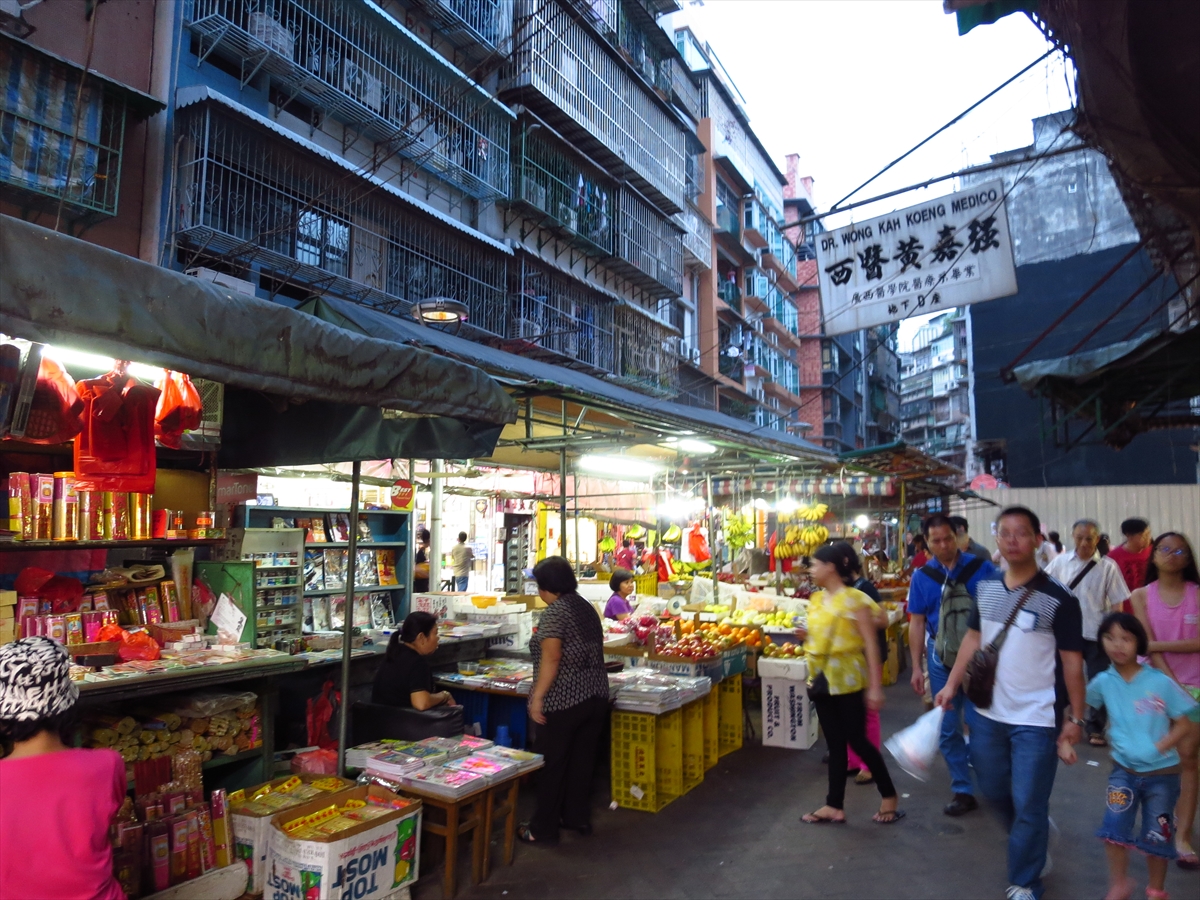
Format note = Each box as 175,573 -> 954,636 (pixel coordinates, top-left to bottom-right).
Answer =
702,688 -> 719,770
655,708 -> 684,803
717,675 -> 743,757
634,572 -> 658,596
681,698 -> 705,792
488,694 -> 529,749
611,710 -> 666,812
449,688 -> 489,737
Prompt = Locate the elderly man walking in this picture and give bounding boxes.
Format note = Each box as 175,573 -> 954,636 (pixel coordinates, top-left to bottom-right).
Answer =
1046,519 -> 1130,747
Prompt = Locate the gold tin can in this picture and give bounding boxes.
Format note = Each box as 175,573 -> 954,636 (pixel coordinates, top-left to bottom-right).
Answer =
52,472 -> 78,541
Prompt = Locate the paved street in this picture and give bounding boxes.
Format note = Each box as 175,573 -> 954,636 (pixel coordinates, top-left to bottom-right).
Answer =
415,681 -> 1197,900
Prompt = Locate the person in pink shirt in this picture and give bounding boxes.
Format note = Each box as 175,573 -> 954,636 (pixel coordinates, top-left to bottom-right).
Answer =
0,637 -> 126,900
614,539 -> 636,572
1131,532 -> 1200,871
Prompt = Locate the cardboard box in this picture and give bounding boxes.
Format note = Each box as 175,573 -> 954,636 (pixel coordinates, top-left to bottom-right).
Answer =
265,785 -> 422,900
231,775 -> 356,894
411,593 -> 452,621
758,657 -> 819,750
500,594 -> 547,611
0,590 -> 16,609
603,644 -> 724,682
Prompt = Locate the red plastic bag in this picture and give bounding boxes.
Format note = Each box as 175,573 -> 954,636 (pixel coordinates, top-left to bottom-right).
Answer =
40,576 -> 84,614
154,371 -> 203,449
14,567 -> 55,595
687,525 -> 711,563
306,680 -> 341,750
22,357 -> 84,444
97,623 -> 129,643
74,367 -> 160,493
117,630 -> 161,662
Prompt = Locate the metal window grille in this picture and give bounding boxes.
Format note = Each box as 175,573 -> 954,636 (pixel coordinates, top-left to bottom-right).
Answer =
406,0 -> 514,59
714,177 -> 739,237
614,0 -> 671,96
0,38 -> 127,218
615,188 -> 683,295
507,122 -> 614,255
509,0 -> 685,212
675,204 -> 711,270
670,57 -> 702,122
613,304 -> 679,397
175,104 -> 507,325
187,0 -> 510,199
507,255 -> 616,371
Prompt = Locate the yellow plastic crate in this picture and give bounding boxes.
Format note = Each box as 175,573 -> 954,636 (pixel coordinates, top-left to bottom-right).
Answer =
634,572 -> 658,596
611,710 -> 663,812
655,708 -> 684,803
681,698 -> 705,792
718,675 -> 744,757
702,687 -> 720,770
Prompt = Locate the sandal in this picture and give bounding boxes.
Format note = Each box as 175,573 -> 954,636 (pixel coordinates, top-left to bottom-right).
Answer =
801,810 -> 846,825
855,770 -> 875,785
1088,734 -> 1108,747
1144,890 -> 1170,900
872,808 -> 906,825
1176,840 -> 1199,870
516,823 -> 557,847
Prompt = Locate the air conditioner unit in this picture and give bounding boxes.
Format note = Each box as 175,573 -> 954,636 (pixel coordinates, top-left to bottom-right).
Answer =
520,177 -> 547,211
341,58 -> 383,113
513,318 -> 541,340
248,11 -> 294,57
752,386 -> 766,402
186,267 -> 256,297
690,347 -> 700,364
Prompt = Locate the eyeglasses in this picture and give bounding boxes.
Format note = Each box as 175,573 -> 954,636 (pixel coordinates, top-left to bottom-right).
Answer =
1155,547 -> 1188,558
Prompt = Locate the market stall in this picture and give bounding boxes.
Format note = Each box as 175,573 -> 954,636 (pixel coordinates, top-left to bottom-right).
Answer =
1,214 -> 518,897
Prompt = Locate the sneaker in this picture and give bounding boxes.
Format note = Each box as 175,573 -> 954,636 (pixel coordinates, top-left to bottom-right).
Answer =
1005,886 -> 1036,900
943,793 -> 978,816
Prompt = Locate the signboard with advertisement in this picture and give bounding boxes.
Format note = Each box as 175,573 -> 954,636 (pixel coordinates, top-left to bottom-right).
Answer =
815,180 -> 1018,335
390,479 -> 414,511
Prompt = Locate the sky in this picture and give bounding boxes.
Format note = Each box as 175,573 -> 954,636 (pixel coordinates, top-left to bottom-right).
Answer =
671,0 -> 1076,350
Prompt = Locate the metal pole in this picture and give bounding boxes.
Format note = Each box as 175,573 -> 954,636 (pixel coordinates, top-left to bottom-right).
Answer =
572,472 -> 580,573
337,459 -> 361,777
774,479 -> 783,595
898,480 -> 907,566
559,400 -> 568,559
430,460 -> 444,589
707,473 -> 719,599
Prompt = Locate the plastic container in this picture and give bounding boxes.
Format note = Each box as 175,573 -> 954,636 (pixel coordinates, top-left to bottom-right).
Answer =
702,689 -> 719,770
681,698 -> 705,792
654,708 -> 684,803
610,709 -> 667,813
717,675 -> 743,757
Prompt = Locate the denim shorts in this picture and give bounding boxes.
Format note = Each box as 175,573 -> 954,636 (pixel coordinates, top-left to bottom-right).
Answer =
1096,764 -> 1181,859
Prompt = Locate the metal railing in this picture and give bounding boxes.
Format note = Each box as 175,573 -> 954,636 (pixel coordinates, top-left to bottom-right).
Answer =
509,255 -> 615,372
406,0 -> 514,60
714,202 -> 739,239
186,0 -> 511,199
717,280 -> 741,314
508,122 -> 614,255
175,104 -> 508,323
769,289 -> 798,334
670,56 -> 702,120
0,39 -> 127,217
616,188 -> 683,295
509,0 -> 685,212
675,205 -> 711,269
613,304 -> 679,397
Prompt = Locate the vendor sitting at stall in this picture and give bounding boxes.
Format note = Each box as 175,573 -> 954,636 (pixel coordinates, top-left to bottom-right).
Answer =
0,637 -> 126,900
372,612 -> 458,710
604,569 -> 637,620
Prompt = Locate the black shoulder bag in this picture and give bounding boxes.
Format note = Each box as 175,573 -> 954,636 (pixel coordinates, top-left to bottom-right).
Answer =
964,584 -> 1035,709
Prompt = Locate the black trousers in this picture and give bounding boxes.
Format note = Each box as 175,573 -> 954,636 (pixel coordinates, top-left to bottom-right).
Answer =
1082,639 -> 1110,736
813,690 -> 897,810
530,695 -> 609,840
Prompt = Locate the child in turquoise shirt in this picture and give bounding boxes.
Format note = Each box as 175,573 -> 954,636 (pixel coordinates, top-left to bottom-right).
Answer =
1067,612 -> 1198,900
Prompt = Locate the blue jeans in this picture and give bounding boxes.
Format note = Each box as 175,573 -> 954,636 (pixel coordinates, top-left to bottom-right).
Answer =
455,575 -> 469,591
1096,764 -> 1181,859
968,712 -> 1059,898
927,638 -> 974,796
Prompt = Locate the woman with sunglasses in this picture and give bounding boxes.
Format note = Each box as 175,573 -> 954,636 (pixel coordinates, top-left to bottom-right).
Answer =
1131,532 -> 1200,870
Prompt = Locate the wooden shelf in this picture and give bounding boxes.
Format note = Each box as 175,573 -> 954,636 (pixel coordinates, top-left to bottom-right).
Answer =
0,538 -> 226,553
304,541 -> 406,549
306,585 -> 404,595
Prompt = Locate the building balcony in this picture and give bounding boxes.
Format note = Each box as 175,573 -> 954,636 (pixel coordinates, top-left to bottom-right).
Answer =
612,187 -> 684,295
742,271 -> 770,315
669,55 -> 702,121
741,196 -> 770,250
613,303 -> 680,398
174,101 -> 509,330
716,280 -> 742,315
714,202 -> 740,240
675,204 -> 712,269
186,0 -> 511,199
406,0 -> 514,63
507,0 -> 685,213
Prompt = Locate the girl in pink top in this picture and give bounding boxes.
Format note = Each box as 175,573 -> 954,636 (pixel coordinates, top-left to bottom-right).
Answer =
1132,532 -> 1200,871
0,637 -> 126,900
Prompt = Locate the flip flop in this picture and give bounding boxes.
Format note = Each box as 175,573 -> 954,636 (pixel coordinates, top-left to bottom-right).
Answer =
1175,842 -> 1199,870
516,823 -> 558,847
872,808 -> 906,825
801,811 -> 846,824
855,770 -> 875,785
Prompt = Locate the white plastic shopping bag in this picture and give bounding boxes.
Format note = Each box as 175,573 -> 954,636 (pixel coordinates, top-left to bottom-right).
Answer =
884,706 -> 945,782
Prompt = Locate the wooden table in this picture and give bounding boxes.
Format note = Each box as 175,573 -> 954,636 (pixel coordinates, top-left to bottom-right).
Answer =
395,783 -> 488,899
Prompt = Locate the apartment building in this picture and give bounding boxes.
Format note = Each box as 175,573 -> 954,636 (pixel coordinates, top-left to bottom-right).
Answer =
900,310 -> 971,471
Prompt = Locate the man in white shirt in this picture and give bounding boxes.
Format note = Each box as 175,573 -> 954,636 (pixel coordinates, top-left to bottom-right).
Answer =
1045,518 -> 1130,746
450,532 -> 474,591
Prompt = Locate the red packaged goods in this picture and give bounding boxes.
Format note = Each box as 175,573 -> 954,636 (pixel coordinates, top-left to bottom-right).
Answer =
74,368 -> 161,494
154,371 -> 202,449
22,356 -> 84,444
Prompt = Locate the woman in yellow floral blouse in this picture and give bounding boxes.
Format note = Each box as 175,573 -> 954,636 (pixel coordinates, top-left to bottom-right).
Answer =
801,542 -> 903,825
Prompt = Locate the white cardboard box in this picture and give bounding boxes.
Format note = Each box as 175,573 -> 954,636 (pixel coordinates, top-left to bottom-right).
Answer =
265,786 -> 421,900
758,657 -> 819,750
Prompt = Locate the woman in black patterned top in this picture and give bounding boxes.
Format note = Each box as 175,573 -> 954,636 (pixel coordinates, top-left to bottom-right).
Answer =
518,556 -> 611,846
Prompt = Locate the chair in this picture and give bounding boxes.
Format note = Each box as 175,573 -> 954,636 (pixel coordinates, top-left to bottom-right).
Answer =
352,701 -> 464,745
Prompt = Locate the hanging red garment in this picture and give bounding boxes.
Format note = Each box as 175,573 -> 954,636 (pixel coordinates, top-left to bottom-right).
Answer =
74,367 -> 161,494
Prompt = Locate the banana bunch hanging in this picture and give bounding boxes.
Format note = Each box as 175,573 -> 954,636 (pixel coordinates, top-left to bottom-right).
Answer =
773,500 -> 830,559
799,502 -> 829,521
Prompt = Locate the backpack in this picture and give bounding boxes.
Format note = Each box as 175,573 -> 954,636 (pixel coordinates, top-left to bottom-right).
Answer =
922,558 -> 986,668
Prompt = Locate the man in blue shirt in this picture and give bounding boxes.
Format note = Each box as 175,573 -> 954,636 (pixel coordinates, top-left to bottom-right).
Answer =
908,513 -> 996,816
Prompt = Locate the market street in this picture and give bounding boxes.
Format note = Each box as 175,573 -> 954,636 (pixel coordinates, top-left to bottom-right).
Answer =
417,680 -> 1197,900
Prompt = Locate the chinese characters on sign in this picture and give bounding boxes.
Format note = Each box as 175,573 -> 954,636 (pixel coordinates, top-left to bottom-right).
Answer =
814,181 -> 1018,335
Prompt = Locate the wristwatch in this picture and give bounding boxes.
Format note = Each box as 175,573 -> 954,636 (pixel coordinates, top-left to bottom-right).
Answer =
1066,713 -> 1085,727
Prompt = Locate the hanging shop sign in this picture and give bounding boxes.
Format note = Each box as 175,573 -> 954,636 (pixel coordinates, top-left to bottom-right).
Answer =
815,180 -> 1017,335
708,475 -> 898,497
390,479 -> 415,511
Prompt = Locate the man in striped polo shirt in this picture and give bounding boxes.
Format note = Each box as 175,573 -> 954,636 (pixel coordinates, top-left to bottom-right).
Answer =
936,506 -> 1087,900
